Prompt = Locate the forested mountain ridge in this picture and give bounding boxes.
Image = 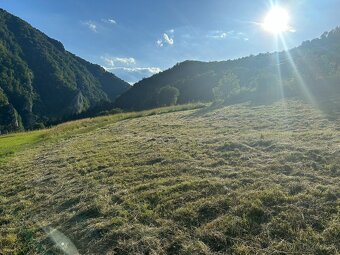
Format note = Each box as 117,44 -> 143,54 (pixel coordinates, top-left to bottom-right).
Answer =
115,27 -> 340,112
0,8 -> 130,133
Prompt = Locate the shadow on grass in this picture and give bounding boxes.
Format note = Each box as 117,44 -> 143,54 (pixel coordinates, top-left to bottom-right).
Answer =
187,97 -> 274,118
186,102 -> 223,118
317,96 -> 340,121
189,94 -> 340,123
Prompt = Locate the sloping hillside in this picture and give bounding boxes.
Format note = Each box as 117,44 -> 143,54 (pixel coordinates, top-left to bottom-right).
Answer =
0,8 -> 130,133
0,100 -> 339,254
115,28 -> 340,111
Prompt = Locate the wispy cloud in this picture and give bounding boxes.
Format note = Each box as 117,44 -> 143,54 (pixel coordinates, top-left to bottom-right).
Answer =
234,31 -> 249,41
102,56 -> 136,67
105,66 -> 162,74
82,18 -> 117,33
207,31 -> 228,39
157,29 -> 175,47
207,30 -> 249,41
156,39 -> 163,47
83,20 -> 97,32
102,18 -> 117,25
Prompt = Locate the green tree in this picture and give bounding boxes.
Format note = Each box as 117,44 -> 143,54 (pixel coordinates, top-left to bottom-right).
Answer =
0,88 -> 8,105
213,72 -> 240,101
157,86 -> 180,106
0,104 -> 23,133
252,73 -> 280,103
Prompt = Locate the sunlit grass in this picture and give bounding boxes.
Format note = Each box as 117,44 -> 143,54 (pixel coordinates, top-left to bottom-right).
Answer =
0,103 -> 205,164
0,100 -> 339,254
0,130 -> 48,164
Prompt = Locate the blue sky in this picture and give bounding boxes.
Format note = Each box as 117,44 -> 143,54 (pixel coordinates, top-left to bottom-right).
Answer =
1,0 -> 340,84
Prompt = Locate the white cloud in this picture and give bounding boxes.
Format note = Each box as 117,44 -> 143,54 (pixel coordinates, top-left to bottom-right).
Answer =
156,39 -> 163,47
101,56 -> 136,67
101,55 -> 162,83
105,66 -> 161,74
102,18 -> 117,25
83,21 -> 97,32
207,30 -> 249,41
220,33 -> 228,39
108,19 -> 117,24
83,18 -> 117,33
157,31 -> 175,47
103,66 -> 162,84
163,33 -> 174,45
207,30 -> 229,39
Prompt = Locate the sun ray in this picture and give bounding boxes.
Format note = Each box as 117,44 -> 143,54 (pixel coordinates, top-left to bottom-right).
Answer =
278,34 -> 317,106
273,35 -> 290,129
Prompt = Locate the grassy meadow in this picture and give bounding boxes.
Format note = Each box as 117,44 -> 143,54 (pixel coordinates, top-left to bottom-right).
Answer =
0,100 -> 339,254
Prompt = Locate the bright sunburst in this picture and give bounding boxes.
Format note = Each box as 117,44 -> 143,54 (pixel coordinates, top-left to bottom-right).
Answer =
262,6 -> 290,34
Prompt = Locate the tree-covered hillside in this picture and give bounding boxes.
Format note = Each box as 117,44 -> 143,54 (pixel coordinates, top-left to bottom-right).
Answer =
115,28 -> 340,112
0,9 -> 130,133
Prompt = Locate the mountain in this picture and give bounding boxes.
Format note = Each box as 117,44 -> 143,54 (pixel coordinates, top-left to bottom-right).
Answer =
0,8 -> 130,133
115,28 -> 340,112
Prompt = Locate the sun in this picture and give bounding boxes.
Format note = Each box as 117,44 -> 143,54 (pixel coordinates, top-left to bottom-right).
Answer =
262,6 -> 290,34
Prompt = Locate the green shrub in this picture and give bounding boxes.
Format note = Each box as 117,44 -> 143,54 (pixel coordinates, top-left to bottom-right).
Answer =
158,86 -> 180,106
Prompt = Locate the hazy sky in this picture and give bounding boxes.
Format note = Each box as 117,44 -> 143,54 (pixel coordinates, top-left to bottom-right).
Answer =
1,0 -> 340,83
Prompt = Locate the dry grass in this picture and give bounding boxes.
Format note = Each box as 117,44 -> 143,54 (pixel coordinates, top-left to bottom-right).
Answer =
0,100 -> 339,254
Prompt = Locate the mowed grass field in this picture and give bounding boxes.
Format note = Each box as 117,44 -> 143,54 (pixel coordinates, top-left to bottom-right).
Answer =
0,100 -> 339,255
